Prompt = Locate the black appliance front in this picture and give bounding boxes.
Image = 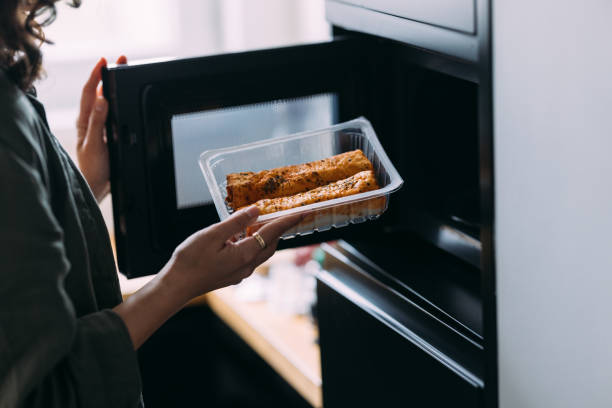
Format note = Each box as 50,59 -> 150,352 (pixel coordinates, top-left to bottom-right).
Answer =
103,37 -> 393,278
104,33 -> 480,278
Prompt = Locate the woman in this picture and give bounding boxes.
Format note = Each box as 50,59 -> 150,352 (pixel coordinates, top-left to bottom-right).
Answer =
0,1 -> 301,406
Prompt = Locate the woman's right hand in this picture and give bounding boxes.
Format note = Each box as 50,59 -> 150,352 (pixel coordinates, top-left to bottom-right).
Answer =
115,206 -> 302,349
161,206 -> 303,302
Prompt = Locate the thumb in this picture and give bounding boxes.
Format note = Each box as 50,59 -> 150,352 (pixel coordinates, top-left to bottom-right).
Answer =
210,206 -> 260,241
84,96 -> 108,149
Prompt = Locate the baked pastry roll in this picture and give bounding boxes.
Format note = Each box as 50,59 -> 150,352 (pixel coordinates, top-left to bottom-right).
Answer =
243,170 -> 380,215
225,149 -> 373,210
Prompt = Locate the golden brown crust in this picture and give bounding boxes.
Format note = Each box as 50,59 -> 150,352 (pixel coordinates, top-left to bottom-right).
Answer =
225,149 -> 373,210
243,170 -> 380,215
246,195 -> 387,236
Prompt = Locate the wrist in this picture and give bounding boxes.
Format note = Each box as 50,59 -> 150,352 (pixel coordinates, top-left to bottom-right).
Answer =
93,182 -> 110,202
88,178 -> 110,202
156,257 -> 197,306
114,257 -> 191,349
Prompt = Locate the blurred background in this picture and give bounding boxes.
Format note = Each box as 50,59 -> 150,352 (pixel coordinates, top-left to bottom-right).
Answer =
37,0 -> 330,232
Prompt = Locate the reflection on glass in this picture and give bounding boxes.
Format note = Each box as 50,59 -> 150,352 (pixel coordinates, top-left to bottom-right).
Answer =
171,93 -> 337,209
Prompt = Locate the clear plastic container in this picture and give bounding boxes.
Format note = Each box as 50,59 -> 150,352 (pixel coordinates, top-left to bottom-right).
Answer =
199,117 -> 404,239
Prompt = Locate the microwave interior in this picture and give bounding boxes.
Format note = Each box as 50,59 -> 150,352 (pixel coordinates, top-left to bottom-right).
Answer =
103,33 -> 479,279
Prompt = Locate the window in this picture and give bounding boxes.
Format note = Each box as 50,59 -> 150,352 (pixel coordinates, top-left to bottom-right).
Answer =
172,93 -> 337,209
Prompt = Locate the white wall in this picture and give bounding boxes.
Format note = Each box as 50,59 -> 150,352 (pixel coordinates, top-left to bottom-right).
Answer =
36,0 -> 329,233
494,1 -> 612,407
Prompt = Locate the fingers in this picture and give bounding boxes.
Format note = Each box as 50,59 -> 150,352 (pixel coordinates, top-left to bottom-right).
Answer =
77,57 -> 107,137
209,206 -> 260,243
84,96 -> 109,150
78,55 -> 127,133
222,214 -> 302,286
257,213 -> 303,243
95,56 -> 127,98
83,57 -> 106,97
251,237 -> 279,267
232,238 -> 279,283
233,213 -> 302,258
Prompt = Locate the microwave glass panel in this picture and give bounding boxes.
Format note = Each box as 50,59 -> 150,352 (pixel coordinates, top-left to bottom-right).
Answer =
171,93 -> 338,209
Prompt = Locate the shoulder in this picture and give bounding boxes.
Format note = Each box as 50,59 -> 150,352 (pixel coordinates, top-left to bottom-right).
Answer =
0,70 -> 48,168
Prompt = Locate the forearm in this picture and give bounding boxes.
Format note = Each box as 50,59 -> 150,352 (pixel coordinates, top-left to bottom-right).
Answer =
113,262 -> 189,349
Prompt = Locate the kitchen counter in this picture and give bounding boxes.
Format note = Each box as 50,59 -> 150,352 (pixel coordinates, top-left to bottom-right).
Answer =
119,270 -> 322,408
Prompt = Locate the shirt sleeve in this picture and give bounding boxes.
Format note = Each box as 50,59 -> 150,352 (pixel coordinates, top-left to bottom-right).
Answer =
0,143 -> 141,407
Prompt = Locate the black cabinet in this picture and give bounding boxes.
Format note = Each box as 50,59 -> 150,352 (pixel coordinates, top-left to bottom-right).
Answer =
317,241 -> 483,407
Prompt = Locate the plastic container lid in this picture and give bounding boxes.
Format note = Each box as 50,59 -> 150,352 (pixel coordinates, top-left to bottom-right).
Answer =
199,117 -> 404,238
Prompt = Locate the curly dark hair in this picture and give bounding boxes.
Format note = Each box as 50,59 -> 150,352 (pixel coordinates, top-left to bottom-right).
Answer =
0,0 -> 80,91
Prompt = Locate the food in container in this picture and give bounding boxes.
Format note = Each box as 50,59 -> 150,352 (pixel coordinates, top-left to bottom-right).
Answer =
225,149 -> 373,209
240,169 -> 380,215
199,117 -> 403,239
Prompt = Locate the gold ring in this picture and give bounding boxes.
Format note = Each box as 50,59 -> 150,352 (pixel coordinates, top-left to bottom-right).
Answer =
252,231 -> 267,249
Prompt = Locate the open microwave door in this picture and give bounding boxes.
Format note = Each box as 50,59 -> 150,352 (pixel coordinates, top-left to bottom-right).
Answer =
103,38 -> 374,277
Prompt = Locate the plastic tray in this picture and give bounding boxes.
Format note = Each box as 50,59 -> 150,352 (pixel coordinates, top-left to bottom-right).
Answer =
199,117 -> 404,239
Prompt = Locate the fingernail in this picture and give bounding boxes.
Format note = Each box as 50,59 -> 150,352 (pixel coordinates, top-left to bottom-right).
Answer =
246,206 -> 259,218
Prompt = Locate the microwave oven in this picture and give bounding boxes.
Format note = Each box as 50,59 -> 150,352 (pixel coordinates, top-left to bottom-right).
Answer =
103,5 -> 494,405
102,33 -> 480,279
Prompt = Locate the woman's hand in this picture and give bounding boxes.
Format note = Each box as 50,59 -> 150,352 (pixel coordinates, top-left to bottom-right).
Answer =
76,55 -> 127,202
162,206 -> 303,301
115,206 -> 303,349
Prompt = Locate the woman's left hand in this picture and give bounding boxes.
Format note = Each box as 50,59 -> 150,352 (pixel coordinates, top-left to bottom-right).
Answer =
76,55 -> 127,202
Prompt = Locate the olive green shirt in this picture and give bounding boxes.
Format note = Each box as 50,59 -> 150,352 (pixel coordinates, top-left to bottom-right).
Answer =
0,71 -> 142,407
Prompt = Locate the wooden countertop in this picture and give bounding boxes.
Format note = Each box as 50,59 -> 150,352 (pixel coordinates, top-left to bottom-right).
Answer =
119,273 -> 322,408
